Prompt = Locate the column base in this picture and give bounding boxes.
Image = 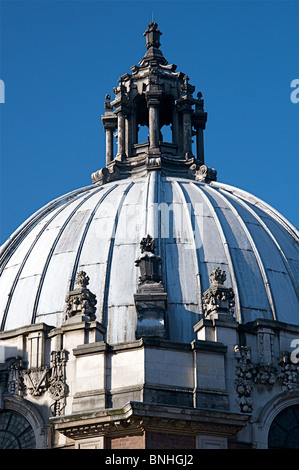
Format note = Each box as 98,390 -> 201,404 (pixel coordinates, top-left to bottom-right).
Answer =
115,153 -> 126,161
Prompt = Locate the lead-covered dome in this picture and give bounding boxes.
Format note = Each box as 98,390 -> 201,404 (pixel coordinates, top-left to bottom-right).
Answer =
1,22 -> 298,342
0,174 -> 298,342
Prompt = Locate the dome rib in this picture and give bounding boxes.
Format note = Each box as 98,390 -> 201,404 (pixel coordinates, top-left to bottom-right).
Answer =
174,180 -> 203,315
31,186 -> 103,324
142,173 -> 152,238
1,176 -> 298,335
191,182 -> 242,323
0,186 -> 93,277
69,184 -> 118,292
207,184 -> 277,321
101,181 -> 134,331
219,187 -> 299,305
0,187 -> 96,331
145,171 -> 160,245
213,182 -> 299,241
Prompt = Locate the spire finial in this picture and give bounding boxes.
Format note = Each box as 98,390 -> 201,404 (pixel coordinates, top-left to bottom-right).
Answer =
143,21 -> 162,50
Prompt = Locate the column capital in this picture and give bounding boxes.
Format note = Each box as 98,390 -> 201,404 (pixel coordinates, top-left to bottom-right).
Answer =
145,89 -> 162,106
101,114 -> 117,131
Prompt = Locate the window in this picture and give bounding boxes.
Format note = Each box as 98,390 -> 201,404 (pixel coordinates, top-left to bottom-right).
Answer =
268,405 -> 299,449
0,410 -> 36,449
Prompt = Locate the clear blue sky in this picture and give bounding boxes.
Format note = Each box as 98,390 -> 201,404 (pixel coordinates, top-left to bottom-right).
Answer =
0,0 -> 298,244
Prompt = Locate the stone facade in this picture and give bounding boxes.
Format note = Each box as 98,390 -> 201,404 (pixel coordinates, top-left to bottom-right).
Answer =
0,273 -> 299,448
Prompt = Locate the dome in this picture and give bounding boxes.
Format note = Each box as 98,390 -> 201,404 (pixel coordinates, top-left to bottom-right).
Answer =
1,173 -> 298,341
1,21 -> 298,343
1,21 -> 299,451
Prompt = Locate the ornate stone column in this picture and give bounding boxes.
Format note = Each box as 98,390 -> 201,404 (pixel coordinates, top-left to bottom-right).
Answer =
112,79 -> 129,161
125,113 -> 132,158
171,107 -> 180,148
192,92 -> 207,165
175,76 -> 195,159
149,100 -> 159,149
195,128 -> 203,164
116,110 -> 125,160
102,94 -> 117,166
146,92 -> 161,153
146,66 -> 162,155
105,127 -> 114,165
182,106 -> 192,158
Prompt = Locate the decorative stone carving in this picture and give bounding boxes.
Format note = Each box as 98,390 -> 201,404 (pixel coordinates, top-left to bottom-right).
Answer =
0,357 -> 24,401
136,234 -> 162,284
22,366 -> 49,396
65,271 -> 97,322
5,348 -> 68,416
0,349 -> 68,416
234,346 -> 255,413
49,350 -> 68,417
7,358 -> 24,396
195,165 -> 217,183
278,351 -> 299,392
134,235 -> 167,339
202,268 -> 235,320
234,346 -> 299,413
254,363 -> 277,389
91,164 -> 120,186
140,233 -> 156,255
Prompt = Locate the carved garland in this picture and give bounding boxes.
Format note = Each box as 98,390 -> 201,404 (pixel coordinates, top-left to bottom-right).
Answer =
234,346 -> 299,413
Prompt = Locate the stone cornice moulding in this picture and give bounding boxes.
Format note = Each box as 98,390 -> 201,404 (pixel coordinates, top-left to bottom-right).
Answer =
50,401 -> 249,441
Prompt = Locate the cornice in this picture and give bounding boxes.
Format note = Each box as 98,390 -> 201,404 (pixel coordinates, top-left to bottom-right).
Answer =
50,401 -> 249,440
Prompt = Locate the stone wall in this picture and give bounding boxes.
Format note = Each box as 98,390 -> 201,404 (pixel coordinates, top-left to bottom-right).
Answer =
0,316 -> 299,448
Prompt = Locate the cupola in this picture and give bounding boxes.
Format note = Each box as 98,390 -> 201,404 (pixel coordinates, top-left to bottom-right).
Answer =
92,22 -> 211,185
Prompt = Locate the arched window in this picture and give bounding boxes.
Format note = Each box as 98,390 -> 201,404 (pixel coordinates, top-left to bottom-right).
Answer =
268,405 -> 299,449
0,410 -> 36,449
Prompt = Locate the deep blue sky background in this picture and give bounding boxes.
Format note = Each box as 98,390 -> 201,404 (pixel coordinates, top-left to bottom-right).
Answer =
0,0 -> 298,244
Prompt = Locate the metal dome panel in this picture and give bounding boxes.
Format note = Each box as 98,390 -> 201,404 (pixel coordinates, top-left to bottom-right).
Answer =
0,174 -> 298,342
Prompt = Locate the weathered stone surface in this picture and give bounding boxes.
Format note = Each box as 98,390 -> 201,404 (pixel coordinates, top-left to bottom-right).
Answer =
134,235 -> 167,339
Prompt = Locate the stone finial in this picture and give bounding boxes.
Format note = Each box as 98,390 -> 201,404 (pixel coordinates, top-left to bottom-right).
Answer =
140,234 -> 156,254
104,94 -> 113,111
209,267 -> 227,286
74,270 -> 90,289
202,268 -> 235,320
64,271 -> 97,323
143,21 -> 162,50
